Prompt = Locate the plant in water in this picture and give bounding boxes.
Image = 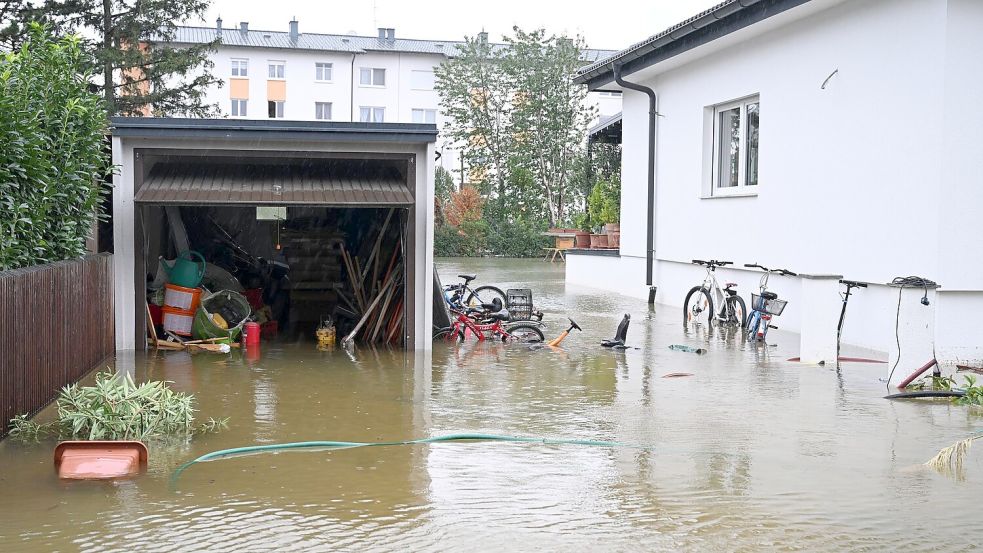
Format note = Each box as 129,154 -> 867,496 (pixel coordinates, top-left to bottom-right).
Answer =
8,371 -> 227,441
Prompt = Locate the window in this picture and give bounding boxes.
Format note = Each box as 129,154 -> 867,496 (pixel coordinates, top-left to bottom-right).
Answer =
268,100 -> 284,118
598,91 -> 621,97
231,59 -> 248,77
359,67 -> 386,87
315,102 -> 332,120
268,61 -> 285,79
410,70 -> 434,90
710,96 -> 759,195
411,108 -> 436,124
359,106 -> 385,122
315,62 -> 332,82
231,99 -> 247,117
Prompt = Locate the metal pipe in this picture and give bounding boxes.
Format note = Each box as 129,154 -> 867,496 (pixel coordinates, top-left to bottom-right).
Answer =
613,64 -> 657,287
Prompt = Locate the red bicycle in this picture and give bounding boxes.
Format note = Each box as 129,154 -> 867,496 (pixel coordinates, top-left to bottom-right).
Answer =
434,299 -> 544,343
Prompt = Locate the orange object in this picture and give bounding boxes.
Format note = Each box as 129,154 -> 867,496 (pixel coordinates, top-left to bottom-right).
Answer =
54,441 -> 148,479
161,306 -> 195,336
163,283 -> 202,312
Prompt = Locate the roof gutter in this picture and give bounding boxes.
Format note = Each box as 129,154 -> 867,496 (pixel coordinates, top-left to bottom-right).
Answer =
613,64 -> 657,293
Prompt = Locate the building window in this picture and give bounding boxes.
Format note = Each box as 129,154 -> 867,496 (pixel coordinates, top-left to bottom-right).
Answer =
359,67 -> 386,87
315,102 -> 332,120
359,106 -> 385,123
231,59 -> 248,77
268,61 -> 285,79
710,95 -> 759,194
598,91 -> 621,97
411,108 -> 436,124
231,99 -> 247,117
315,62 -> 332,82
410,70 -> 434,90
268,100 -> 284,118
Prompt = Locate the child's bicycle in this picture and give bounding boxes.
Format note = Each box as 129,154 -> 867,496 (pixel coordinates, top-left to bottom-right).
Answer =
744,263 -> 796,343
434,298 -> 545,343
684,260 -> 747,327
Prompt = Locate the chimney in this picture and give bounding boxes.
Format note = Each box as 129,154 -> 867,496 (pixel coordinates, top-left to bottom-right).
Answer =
240,22 -> 249,34
289,18 -> 299,40
378,27 -> 386,39
216,16 -> 223,37
386,28 -> 395,41
478,31 -> 488,45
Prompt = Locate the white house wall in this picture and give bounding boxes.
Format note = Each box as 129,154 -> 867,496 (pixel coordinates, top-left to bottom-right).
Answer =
570,0 -> 982,364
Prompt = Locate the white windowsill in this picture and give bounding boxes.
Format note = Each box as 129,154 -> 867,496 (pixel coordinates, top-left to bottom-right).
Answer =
358,84 -> 386,89
315,80 -> 333,84
702,189 -> 758,199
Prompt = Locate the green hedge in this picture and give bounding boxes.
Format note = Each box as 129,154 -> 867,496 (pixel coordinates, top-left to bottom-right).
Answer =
434,218 -> 549,258
0,26 -> 112,270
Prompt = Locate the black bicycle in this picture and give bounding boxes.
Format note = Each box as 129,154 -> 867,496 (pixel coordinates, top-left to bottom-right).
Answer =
442,274 -> 506,311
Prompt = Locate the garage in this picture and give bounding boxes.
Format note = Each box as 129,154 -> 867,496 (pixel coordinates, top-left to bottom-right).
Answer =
110,118 -> 437,351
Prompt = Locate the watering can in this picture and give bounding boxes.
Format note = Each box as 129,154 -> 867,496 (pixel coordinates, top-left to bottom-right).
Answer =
161,251 -> 206,288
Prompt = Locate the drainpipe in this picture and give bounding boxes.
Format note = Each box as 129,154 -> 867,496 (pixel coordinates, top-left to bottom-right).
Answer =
350,52 -> 357,121
613,64 -> 657,302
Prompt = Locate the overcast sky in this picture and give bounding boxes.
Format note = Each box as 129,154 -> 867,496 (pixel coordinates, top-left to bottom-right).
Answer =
189,0 -> 720,52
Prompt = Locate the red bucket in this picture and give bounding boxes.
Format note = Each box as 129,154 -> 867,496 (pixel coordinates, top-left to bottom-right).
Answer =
244,322 -> 261,346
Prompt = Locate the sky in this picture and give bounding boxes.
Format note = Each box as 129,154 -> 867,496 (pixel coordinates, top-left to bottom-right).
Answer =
188,0 -> 721,52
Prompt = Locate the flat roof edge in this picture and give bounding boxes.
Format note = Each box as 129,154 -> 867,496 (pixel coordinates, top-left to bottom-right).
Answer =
110,117 -> 438,143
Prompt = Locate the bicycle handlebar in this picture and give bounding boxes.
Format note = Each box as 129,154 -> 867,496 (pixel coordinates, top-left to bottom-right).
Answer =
839,279 -> 867,288
692,259 -> 732,267
744,263 -> 796,276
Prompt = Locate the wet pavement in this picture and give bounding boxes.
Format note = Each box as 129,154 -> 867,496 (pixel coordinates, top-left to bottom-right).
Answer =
1,257 -> 981,552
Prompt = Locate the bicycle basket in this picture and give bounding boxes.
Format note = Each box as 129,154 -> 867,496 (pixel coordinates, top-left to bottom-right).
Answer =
751,293 -> 787,316
506,288 -> 534,321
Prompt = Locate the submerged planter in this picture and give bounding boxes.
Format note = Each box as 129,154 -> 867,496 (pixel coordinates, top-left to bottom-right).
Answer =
54,441 -> 148,480
589,234 -> 609,248
574,232 -> 591,248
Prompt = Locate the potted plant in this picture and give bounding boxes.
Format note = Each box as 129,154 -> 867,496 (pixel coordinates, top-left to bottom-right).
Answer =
572,213 -> 591,248
588,180 -> 621,249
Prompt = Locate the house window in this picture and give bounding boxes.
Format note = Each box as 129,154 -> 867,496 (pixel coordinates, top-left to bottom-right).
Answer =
315,62 -> 332,82
315,102 -> 332,120
231,99 -> 247,117
711,95 -> 759,194
231,59 -> 248,77
268,100 -> 284,118
598,91 -> 621,97
268,61 -> 285,79
359,67 -> 386,87
359,106 -> 385,122
410,70 -> 434,90
411,108 -> 436,124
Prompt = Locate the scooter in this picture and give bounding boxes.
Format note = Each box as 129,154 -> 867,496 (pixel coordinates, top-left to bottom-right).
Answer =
837,279 -> 866,360
548,318 -> 582,347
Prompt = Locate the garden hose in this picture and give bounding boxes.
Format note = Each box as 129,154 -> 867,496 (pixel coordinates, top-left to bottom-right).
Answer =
172,433 -> 648,484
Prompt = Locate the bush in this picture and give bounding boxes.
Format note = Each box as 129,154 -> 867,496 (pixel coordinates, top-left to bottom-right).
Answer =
0,25 -> 113,271
434,220 -> 489,257
588,179 -> 620,228
487,218 -> 550,257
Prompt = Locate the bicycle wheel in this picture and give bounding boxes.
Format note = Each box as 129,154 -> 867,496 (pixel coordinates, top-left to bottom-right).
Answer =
433,326 -> 459,341
504,324 -> 544,343
683,286 -> 714,326
745,313 -> 761,342
466,285 -> 506,308
727,295 -> 748,328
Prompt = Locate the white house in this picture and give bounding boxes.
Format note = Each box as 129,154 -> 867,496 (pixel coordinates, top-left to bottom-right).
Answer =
568,0 -> 983,377
167,20 -> 620,184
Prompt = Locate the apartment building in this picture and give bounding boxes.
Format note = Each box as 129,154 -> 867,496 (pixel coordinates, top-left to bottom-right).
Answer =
168,19 -> 620,181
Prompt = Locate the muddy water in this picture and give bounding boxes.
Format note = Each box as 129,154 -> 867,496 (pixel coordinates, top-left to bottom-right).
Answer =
1,258 -> 981,552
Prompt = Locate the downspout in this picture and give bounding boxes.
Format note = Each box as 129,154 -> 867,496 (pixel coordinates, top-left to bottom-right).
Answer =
613,64 -> 657,301
350,53 -> 357,121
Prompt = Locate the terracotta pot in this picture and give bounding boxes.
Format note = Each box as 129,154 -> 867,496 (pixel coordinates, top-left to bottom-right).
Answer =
604,223 -> 620,234
589,234 -> 609,248
608,231 -> 620,248
574,232 -> 591,248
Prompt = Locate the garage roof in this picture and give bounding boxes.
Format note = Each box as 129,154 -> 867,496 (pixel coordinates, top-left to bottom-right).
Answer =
135,162 -> 414,206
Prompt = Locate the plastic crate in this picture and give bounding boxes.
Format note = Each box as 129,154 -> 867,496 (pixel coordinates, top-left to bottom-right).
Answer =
752,293 -> 787,316
506,288 -> 534,321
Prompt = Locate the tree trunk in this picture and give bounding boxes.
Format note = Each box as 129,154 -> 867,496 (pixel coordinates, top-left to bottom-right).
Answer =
102,0 -> 114,115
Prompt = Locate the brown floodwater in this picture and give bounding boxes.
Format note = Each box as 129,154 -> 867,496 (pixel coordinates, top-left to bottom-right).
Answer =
1,258 -> 981,552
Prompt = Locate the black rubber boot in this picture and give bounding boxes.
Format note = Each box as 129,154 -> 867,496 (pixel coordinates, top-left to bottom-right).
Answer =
601,314 -> 630,348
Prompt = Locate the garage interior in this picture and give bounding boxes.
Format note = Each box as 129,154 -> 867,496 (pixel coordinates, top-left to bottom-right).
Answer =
135,151 -> 416,348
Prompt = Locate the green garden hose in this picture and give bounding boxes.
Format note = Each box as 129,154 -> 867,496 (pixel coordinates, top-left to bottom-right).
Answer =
172,433 -> 647,484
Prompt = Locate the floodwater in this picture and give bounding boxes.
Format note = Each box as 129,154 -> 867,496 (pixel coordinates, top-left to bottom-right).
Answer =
1,258 -> 981,552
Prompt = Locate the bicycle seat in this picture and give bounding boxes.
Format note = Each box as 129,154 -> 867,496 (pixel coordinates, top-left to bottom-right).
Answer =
458,274 -> 477,282
761,291 -> 778,300
489,309 -> 510,322
725,282 -> 738,288
482,298 -> 504,311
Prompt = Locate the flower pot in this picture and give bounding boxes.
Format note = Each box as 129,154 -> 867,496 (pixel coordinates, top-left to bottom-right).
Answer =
574,232 -> 591,248
589,234 -> 609,248
608,231 -> 620,249
604,223 -> 620,234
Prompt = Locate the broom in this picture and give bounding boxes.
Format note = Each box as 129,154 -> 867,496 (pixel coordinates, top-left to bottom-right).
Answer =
925,434 -> 983,473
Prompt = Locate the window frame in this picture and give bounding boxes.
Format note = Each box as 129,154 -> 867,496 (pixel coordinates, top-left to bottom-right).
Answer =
411,108 -> 437,124
268,100 -> 285,119
359,106 -> 385,123
267,60 -> 286,80
315,62 -> 333,83
314,101 -> 332,121
231,59 -> 248,77
707,95 -> 760,198
230,98 -> 247,117
359,67 -> 386,87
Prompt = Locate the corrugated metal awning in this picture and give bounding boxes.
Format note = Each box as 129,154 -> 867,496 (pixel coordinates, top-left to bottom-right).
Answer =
135,162 -> 414,206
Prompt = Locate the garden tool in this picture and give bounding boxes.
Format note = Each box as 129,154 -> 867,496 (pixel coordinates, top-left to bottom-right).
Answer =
547,318 -> 582,347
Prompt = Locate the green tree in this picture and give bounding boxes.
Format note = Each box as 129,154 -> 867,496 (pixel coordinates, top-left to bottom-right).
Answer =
0,25 -> 113,270
1,0 -> 221,116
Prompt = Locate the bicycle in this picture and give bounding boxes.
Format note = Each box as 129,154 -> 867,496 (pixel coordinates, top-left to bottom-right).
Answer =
443,273 -> 506,311
683,260 -> 747,327
744,263 -> 796,343
434,299 -> 545,343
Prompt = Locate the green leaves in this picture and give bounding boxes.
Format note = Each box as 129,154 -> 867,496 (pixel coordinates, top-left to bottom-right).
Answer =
0,25 -> 112,270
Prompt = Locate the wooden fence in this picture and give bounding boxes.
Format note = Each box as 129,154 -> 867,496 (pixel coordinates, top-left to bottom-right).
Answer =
0,254 -> 114,439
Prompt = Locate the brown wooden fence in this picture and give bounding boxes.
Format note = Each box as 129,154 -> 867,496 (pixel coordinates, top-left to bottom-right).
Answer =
0,254 -> 114,439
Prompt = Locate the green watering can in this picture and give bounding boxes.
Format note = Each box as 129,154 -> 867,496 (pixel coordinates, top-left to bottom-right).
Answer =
161,250 -> 206,288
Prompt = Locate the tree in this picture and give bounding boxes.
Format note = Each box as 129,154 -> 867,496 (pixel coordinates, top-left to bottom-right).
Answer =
0,0 -> 221,116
